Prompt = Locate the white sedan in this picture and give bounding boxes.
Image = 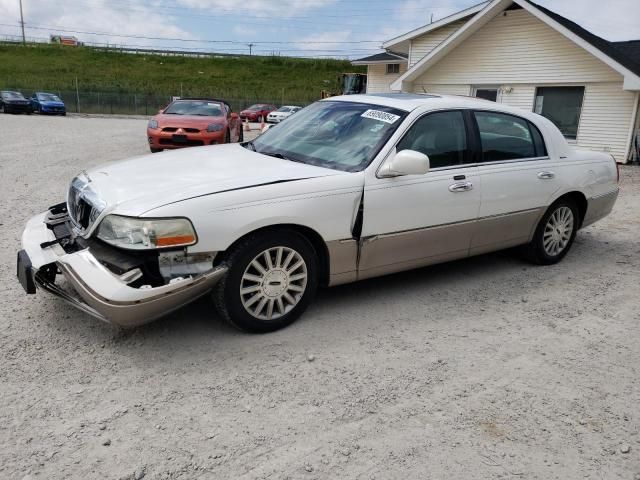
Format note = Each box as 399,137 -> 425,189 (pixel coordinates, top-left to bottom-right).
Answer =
17,94 -> 619,332
267,105 -> 301,123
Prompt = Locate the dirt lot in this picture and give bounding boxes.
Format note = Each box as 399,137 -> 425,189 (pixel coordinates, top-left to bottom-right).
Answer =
1,114 -> 639,480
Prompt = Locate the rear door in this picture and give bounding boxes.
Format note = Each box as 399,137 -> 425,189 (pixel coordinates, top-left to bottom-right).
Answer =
471,110 -> 561,255
359,110 -> 481,279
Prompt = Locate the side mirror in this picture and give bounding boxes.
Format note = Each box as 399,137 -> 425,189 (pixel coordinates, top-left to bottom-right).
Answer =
379,149 -> 430,177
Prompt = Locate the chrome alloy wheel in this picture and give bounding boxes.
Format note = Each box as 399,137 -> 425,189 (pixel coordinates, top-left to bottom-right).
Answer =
240,246 -> 308,320
543,206 -> 574,256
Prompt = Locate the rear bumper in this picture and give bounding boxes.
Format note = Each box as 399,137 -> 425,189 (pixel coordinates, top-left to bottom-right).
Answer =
18,211 -> 227,328
147,128 -> 225,149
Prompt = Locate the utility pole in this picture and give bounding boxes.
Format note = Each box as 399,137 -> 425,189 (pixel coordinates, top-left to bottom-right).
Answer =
19,0 -> 26,45
247,43 -> 255,55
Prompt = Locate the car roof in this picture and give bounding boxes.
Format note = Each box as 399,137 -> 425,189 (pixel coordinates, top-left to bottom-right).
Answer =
326,92 -> 534,115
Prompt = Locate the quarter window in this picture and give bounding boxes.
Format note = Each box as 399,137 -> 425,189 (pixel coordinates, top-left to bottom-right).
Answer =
386,63 -> 400,74
534,86 -> 584,140
474,111 -> 537,162
397,111 -> 468,168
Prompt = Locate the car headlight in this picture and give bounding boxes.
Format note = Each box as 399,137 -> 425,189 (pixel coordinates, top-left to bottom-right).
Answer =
207,123 -> 224,132
148,118 -> 159,129
97,215 -> 197,250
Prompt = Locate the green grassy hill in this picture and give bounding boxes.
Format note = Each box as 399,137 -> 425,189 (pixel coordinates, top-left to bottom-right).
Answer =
0,43 -> 365,112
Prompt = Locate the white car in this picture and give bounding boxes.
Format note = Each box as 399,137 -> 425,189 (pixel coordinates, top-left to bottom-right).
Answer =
267,105 -> 302,123
17,94 -> 619,333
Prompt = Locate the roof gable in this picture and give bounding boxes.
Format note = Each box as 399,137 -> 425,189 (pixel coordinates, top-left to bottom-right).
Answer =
391,0 -> 640,91
382,1 -> 488,52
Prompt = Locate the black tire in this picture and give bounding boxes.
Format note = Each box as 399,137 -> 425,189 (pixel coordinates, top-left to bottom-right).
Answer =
150,147 -> 163,153
524,198 -> 578,265
212,230 -> 318,333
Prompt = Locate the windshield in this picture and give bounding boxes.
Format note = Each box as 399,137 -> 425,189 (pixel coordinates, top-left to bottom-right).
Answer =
3,91 -> 24,100
247,104 -> 264,111
276,107 -> 291,112
163,100 -> 223,116
251,101 -> 407,172
37,93 -> 62,102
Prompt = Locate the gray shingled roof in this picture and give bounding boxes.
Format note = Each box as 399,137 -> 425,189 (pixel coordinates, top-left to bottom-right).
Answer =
352,52 -> 408,64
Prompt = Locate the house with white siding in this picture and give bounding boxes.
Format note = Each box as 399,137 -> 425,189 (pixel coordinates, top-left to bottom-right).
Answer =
352,0 -> 640,163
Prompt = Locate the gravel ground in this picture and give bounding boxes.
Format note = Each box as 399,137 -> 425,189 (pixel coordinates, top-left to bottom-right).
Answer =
1,114 -> 639,480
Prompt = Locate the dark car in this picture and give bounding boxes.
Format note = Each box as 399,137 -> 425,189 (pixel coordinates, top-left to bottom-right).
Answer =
31,92 -> 66,115
1,91 -> 32,114
239,103 -> 277,122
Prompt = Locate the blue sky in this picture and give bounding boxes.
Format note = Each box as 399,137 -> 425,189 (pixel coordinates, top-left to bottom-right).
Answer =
1,0 -> 639,58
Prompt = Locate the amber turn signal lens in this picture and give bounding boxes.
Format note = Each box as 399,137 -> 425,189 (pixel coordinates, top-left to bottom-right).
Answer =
156,235 -> 196,247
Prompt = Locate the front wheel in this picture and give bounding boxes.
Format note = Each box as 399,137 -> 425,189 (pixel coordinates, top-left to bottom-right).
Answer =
150,147 -> 163,153
212,231 -> 318,333
524,199 -> 578,265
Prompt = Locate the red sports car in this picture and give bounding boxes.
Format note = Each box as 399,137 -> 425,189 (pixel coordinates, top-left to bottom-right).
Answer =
147,98 -> 243,153
239,103 -> 277,122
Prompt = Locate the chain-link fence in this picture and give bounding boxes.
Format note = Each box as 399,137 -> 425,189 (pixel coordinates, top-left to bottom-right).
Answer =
12,88 -> 314,116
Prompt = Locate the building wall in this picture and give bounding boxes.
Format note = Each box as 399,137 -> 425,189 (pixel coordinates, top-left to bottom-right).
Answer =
409,19 -> 467,67
413,9 -> 622,85
366,63 -> 408,93
409,8 -> 636,161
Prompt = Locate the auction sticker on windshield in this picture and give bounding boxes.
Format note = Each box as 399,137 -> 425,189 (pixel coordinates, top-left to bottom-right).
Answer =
361,109 -> 401,124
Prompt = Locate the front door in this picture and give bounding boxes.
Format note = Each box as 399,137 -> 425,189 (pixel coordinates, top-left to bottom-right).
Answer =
359,110 -> 481,279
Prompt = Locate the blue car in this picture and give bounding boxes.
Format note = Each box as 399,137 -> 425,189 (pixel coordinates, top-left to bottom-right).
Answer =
30,92 -> 66,115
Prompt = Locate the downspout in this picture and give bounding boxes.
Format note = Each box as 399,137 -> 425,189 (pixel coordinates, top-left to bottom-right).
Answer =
625,91 -> 640,164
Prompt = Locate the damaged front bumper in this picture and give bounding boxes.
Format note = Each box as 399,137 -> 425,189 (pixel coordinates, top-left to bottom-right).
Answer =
17,208 -> 227,328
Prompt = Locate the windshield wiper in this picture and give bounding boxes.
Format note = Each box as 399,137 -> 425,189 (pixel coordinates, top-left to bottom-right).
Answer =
244,141 -> 256,151
261,151 -> 294,161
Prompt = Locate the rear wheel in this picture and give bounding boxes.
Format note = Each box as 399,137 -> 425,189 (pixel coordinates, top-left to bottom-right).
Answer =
524,198 -> 578,265
212,231 -> 318,333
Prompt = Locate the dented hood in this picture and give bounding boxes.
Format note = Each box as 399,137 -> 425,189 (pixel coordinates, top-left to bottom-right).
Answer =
83,143 -> 344,216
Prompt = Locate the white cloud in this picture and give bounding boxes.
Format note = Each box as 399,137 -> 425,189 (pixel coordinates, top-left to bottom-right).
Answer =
0,0 -> 194,47
176,0 -> 338,17
295,30 -> 353,51
534,0 -> 640,41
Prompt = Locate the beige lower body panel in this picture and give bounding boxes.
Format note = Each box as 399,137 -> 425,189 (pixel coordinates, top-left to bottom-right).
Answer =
326,239 -> 358,286
582,189 -> 619,228
469,208 -> 543,256
357,220 -> 475,281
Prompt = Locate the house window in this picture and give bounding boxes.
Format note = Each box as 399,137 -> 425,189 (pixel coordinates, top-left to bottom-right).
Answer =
386,63 -> 400,74
534,87 -> 585,140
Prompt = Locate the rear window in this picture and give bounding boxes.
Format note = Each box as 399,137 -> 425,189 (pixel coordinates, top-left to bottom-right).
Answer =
474,111 -> 540,162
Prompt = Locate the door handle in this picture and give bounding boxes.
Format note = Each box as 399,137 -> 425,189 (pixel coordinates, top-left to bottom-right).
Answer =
537,171 -> 555,180
449,181 -> 473,192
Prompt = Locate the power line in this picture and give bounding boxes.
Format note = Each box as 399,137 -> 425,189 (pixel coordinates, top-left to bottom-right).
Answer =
9,22 -> 385,44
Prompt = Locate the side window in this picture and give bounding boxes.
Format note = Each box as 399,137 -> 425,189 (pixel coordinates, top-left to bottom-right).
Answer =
397,110 -> 468,168
475,111 -> 536,161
